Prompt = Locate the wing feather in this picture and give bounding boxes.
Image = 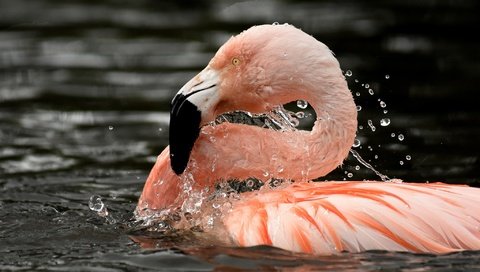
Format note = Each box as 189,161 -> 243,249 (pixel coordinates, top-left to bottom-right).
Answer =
222,182 -> 480,254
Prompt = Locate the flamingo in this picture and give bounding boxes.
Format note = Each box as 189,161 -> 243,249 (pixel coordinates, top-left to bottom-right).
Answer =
135,24 -> 480,255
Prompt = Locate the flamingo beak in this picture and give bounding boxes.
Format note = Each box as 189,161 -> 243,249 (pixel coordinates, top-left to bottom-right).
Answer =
169,66 -> 220,175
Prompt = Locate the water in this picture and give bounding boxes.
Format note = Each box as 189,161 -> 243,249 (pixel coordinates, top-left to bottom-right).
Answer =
1,0 -> 480,270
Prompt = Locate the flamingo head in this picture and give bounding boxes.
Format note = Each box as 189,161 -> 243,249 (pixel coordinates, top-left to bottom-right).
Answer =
170,24 -> 352,175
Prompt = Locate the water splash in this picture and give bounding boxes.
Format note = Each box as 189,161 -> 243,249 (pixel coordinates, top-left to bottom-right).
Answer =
265,106 -> 299,131
88,195 -> 116,224
350,150 -> 390,181
346,72 -> 412,181
212,106 -> 302,132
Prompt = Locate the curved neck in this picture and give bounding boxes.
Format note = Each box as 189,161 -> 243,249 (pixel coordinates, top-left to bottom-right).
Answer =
187,77 -> 357,183
137,73 -> 357,213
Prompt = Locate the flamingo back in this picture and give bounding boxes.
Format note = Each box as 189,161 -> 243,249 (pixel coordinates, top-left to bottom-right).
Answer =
223,181 -> 480,254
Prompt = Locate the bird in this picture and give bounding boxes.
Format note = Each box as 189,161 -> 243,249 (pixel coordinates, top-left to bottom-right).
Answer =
135,24 -> 480,255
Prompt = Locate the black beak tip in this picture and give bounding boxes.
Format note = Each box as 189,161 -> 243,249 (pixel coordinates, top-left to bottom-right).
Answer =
169,94 -> 202,175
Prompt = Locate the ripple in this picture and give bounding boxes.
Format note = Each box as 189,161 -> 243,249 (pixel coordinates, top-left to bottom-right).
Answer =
0,154 -> 76,174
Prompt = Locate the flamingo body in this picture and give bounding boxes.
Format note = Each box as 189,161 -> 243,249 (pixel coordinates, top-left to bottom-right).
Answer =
225,182 -> 480,254
136,24 -> 480,254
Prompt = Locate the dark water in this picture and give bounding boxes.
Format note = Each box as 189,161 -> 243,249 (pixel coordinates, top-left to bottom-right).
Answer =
1,0 -> 479,270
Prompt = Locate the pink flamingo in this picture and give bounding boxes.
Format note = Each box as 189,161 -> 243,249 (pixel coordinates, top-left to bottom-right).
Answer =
136,24 -> 480,254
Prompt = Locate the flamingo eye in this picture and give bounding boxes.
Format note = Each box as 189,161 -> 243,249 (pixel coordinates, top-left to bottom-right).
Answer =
231,57 -> 241,66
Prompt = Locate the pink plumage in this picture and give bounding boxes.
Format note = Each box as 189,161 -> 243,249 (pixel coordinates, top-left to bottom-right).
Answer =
225,182 -> 480,254
136,24 -> 480,254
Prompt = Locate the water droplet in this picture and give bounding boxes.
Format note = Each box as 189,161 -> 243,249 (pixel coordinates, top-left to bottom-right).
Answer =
158,128 -> 163,132
296,100 -> 308,109
352,138 -> 361,148
354,79 -> 359,83
380,101 -> 386,108
359,125 -> 363,130
380,118 -> 390,126
89,195 -> 104,212
406,155 -> 411,160
157,221 -> 168,229
271,179 -> 281,187
355,165 -> 360,170
263,171 -> 269,177
89,195 -> 112,222
391,133 -> 395,137
246,179 -> 255,188
347,172 -> 353,178
368,89 -> 374,95
295,111 -> 305,118
345,70 -> 352,77
212,203 -> 221,209
108,126 -> 114,131
272,22 -> 279,25
383,110 -> 388,114
355,92 -> 360,96
399,160 -> 404,165
356,105 -> 362,111
374,154 -> 378,159
283,52 -> 288,57
398,134 -> 404,141
367,119 -> 376,132
385,74 -> 390,79
290,118 -> 300,127
364,84 -> 370,88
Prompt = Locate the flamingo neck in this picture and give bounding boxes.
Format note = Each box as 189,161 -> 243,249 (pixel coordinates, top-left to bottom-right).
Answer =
186,76 -> 357,183
137,75 -> 356,213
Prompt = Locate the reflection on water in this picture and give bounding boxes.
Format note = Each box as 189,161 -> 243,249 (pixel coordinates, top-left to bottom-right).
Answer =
1,0 -> 479,270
